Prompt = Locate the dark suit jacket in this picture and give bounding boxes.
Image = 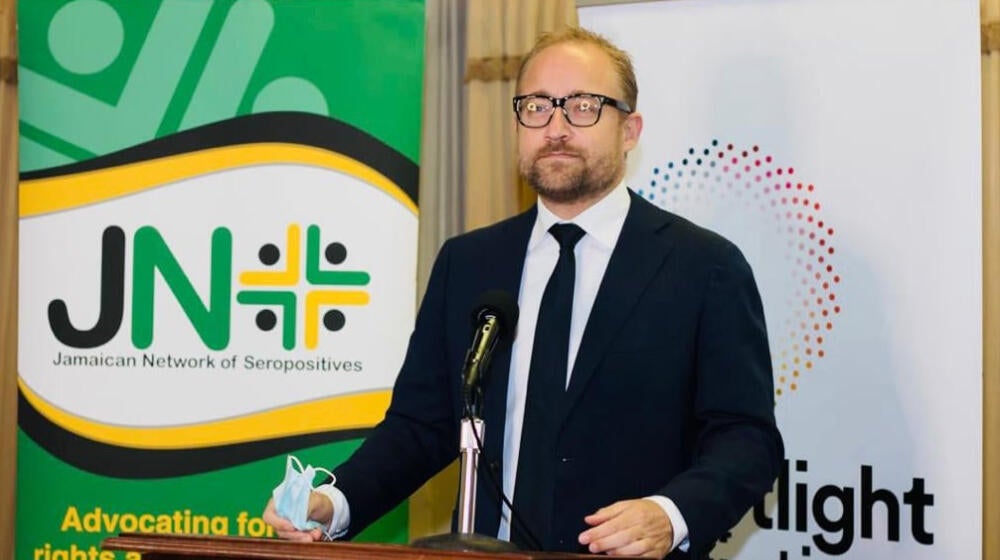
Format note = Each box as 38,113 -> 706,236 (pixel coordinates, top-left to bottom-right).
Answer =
333,190 -> 783,558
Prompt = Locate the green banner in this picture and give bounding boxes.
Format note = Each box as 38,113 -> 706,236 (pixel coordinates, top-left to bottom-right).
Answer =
17,2 -> 424,559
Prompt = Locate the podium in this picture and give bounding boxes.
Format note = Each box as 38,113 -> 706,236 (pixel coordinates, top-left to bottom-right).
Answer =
102,533 -> 601,559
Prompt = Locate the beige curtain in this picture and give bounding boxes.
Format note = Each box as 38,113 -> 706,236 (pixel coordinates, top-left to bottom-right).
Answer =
416,0 -> 467,300
407,0 -> 467,539
464,0 -> 577,230
982,2 -> 999,558
0,0 -> 16,557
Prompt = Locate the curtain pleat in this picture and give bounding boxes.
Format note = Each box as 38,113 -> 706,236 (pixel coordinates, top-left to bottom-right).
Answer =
408,0 -> 467,539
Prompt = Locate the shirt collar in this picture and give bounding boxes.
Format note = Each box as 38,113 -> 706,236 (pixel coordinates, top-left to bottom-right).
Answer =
529,182 -> 631,251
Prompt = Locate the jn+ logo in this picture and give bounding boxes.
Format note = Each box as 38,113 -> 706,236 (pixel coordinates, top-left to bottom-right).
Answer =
237,224 -> 371,350
48,224 -> 370,352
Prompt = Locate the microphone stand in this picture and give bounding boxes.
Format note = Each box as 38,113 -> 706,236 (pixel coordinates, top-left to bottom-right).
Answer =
410,387 -> 519,552
456,415 -> 485,534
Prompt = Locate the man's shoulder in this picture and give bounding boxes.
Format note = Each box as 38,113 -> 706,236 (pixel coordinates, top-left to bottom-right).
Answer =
629,192 -> 739,256
443,207 -> 536,251
628,194 -> 760,288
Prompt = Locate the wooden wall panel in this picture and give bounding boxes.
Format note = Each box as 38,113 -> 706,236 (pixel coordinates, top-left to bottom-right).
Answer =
983,3 -> 1000,560
0,0 -> 17,557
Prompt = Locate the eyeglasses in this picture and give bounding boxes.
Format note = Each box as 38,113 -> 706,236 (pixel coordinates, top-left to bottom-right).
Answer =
512,93 -> 633,128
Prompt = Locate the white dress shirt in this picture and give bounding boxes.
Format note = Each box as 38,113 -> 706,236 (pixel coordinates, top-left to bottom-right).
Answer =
317,183 -> 688,552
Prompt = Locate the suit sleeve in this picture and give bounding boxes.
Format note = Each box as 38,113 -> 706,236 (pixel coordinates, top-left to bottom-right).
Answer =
331,239 -> 461,537
660,241 -> 784,555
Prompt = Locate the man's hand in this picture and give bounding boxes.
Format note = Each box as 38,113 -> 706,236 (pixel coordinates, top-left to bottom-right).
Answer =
262,492 -> 334,542
578,499 -> 674,558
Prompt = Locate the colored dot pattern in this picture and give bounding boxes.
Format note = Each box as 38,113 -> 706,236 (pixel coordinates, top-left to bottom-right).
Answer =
640,140 -> 842,398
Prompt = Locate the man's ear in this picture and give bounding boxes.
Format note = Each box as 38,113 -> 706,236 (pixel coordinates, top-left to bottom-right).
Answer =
622,111 -> 643,152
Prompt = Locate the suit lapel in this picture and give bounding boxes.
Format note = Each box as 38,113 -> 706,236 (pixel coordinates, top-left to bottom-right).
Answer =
562,192 -> 676,421
481,207 -> 535,436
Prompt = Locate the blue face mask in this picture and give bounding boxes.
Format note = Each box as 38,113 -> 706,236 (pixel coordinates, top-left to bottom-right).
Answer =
272,455 -> 335,531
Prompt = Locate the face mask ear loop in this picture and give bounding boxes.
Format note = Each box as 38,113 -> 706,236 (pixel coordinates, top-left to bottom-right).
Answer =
284,460 -> 336,539
310,465 -> 338,541
320,524 -> 336,541
288,455 -> 305,473
311,466 -> 336,486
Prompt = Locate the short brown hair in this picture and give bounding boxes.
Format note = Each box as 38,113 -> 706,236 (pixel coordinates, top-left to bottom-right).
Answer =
516,27 -> 638,111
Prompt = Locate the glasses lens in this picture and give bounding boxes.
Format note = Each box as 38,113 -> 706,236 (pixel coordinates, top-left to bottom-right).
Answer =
518,96 -> 554,127
564,95 -> 602,126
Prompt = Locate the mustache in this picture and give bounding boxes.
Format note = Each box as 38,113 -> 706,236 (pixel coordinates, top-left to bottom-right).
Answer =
535,143 -> 582,158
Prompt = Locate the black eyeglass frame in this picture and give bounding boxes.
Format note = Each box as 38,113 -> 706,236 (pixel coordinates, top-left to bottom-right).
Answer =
511,93 -> 633,128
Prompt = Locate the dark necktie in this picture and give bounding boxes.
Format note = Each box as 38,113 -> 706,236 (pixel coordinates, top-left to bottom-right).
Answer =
510,223 -> 585,550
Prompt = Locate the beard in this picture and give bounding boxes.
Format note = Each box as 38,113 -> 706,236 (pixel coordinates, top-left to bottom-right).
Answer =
519,142 -> 623,205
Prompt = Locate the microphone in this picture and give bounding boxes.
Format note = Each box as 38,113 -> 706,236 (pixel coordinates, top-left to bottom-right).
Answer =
462,290 -> 519,406
411,291 -> 523,553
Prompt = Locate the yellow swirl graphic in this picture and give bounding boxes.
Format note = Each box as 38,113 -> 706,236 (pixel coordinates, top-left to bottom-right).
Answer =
19,378 -> 391,449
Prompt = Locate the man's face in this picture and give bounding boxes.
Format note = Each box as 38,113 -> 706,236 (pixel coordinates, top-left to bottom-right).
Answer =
516,42 -> 640,207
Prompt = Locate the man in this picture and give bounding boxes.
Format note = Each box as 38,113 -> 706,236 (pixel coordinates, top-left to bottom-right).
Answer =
264,27 -> 783,559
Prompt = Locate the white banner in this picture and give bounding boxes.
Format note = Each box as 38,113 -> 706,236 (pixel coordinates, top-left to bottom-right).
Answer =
581,1 -> 981,558
20,162 -> 415,426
